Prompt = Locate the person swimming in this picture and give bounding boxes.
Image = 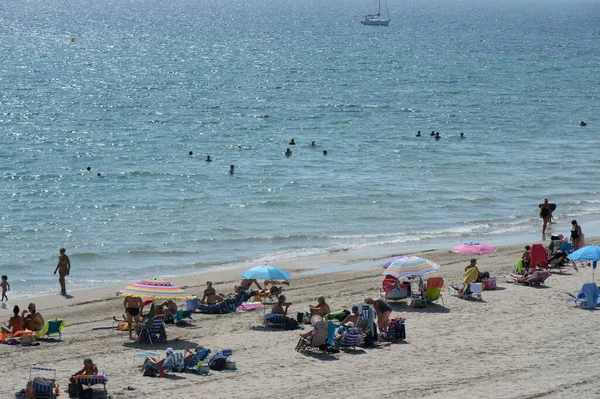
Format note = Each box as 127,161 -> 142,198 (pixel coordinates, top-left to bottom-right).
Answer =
205,155 -> 212,162
434,132 -> 440,140
579,121 -> 587,126
460,132 -> 465,138
430,131 -> 435,136
229,165 -> 235,175
416,131 -> 421,137
323,150 -> 328,155
310,141 -> 316,146
285,148 -> 293,157
86,166 -> 92,172
289,139 -> 296,145
188,151 -> 194,156
97,172 -> 102,177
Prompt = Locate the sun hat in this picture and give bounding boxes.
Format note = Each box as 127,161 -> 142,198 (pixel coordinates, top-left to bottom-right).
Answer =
166,348 -> 174,354
343,321 -> 355,328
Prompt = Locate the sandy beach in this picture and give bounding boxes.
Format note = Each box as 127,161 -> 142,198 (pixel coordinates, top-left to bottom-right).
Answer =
2,238 -> 600,399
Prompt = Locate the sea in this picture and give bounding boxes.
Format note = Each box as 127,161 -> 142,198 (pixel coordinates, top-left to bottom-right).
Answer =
1,0 -> 599,299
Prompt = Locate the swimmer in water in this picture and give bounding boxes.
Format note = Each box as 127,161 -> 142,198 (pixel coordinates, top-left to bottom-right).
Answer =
579,121 -> 587,126
86,166 -> 92,172
430,131 -> 435,136
460,132 -> 465,138
205,155 -> 212,162
323,150 -> 328,155
229,165 -> 235,175
188,151 -> 193,156
416,131 -> 421,137
289,139 -> 296,145
285,148 -> 293,157
310,141 -> 316,146
97,172 -> 102,177
237,145 -> 242,150
434,132 -> 440,140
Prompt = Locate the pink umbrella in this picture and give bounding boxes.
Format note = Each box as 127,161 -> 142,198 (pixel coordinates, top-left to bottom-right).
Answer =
450,242 -> 496,255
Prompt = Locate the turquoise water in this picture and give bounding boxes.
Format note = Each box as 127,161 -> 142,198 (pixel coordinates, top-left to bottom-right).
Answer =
1,0 -> 599,297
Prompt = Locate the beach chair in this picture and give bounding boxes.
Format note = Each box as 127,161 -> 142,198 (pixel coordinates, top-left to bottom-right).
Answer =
338,327 -> 365,349
380,276 -> 411,302
295,321 -> 335,352
26,367 -> 58,399
174,309 -> 193,325
449,283 -> 483,300
208,349 -> 234,371
184,348 -> 211,370
356,305 -> 377,345
74,372 -> 108,399
425,277 -> 444,305
569,283 -> 600,309
36,319 -> 65,340
136,316 -> 167,344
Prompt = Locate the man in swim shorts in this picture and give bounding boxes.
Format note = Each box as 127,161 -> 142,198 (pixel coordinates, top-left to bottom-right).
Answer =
123,296 -> 143,339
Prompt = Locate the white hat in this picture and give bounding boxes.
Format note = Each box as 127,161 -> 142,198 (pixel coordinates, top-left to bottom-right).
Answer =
343,321 -> 354,328
166,348 -> 174,354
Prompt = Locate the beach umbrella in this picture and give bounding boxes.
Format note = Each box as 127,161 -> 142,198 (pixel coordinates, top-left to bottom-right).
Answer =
450,242 -> 496,255
382,256 -> 440,279
240,265 -> 291,281
568,246 -> 600,280
120,279 -> 196,300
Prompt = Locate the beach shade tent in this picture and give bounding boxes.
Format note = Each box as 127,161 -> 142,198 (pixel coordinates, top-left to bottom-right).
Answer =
382,256 -> 440,280
529,243 -> 548,269
450,242 -> 496,255
568,246 -> 600,280
120,280 -> 196,300
240,265 -> 291,281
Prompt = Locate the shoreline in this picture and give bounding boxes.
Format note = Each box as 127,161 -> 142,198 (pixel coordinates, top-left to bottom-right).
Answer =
3,237 -> 600,398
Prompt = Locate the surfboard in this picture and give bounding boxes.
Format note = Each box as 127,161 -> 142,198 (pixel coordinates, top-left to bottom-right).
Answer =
538,203 -> 557,211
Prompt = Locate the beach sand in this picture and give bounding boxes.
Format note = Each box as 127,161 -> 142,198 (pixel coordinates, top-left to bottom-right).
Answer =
2,239 -> 599,399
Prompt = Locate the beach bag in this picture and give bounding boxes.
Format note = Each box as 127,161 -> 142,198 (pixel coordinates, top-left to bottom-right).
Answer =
210,358 -> 227,371
284,317 -> 298,330
296,312 -> 304,323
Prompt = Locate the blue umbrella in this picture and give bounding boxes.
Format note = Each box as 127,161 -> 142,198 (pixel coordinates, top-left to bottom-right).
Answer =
568,246 -> 600,280
240,265 -> 291,281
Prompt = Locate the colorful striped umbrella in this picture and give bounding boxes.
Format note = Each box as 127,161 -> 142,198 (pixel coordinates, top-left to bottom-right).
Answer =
119,280 -> 196,300
450,242 -> 496,255
382,256 -> 440,279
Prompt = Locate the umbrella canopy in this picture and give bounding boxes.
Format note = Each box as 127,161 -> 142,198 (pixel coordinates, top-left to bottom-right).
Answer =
568,246 -> 600,262
450,242 -> 496,255
240,265 -> 291,281
120,280 -> 196,300
382,256 -> 440,279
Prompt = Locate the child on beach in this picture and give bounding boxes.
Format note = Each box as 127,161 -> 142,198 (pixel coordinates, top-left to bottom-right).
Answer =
1,275 -> 9,301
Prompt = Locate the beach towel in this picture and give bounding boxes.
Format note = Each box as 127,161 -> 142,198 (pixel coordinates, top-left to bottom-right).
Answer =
463,267 -> 480,284
529,244 -> 548,269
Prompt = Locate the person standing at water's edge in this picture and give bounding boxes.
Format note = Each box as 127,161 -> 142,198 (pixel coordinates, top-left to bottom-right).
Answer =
571,220 -> 584,250
53,248 -> 71,295
539,198 -> 552,234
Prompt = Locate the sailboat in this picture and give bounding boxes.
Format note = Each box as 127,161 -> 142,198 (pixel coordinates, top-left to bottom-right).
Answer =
360,0 -> 390,26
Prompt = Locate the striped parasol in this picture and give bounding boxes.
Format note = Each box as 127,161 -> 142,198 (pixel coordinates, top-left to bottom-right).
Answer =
119,279 -> 196,300
382,256 -> 440,279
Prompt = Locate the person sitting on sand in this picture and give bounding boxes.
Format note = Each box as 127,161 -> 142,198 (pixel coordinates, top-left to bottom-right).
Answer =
235,278 -> 263,293
201,281 -> 222,305
22,303 -> 44,331
522,245 -> 531,270
124,296 -> 143,339
341,305 -> 360,326
141,348 -> 176,378
2,305 -> 24,334
309,296 -> 330,316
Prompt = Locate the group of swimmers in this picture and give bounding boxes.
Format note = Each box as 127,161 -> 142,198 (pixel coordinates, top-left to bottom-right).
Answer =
286,139 -> 327,157
415,130 -> 465,140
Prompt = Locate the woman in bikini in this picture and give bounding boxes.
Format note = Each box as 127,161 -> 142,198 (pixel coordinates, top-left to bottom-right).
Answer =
539,198 -> 552,235
123,296 -> 143,339
53,248 -> 71,295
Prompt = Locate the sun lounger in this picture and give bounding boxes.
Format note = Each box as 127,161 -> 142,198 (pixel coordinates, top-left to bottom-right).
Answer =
449,282 -> 483,300
569,283 -> 600,309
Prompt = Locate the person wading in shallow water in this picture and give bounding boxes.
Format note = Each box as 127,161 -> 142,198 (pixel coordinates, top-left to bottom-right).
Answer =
53,248 -> 71,295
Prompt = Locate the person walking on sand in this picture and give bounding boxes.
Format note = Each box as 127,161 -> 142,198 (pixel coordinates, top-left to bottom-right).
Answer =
1,275 -> 9,301
53,248 -> 71,295
539,198 -> 552,234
